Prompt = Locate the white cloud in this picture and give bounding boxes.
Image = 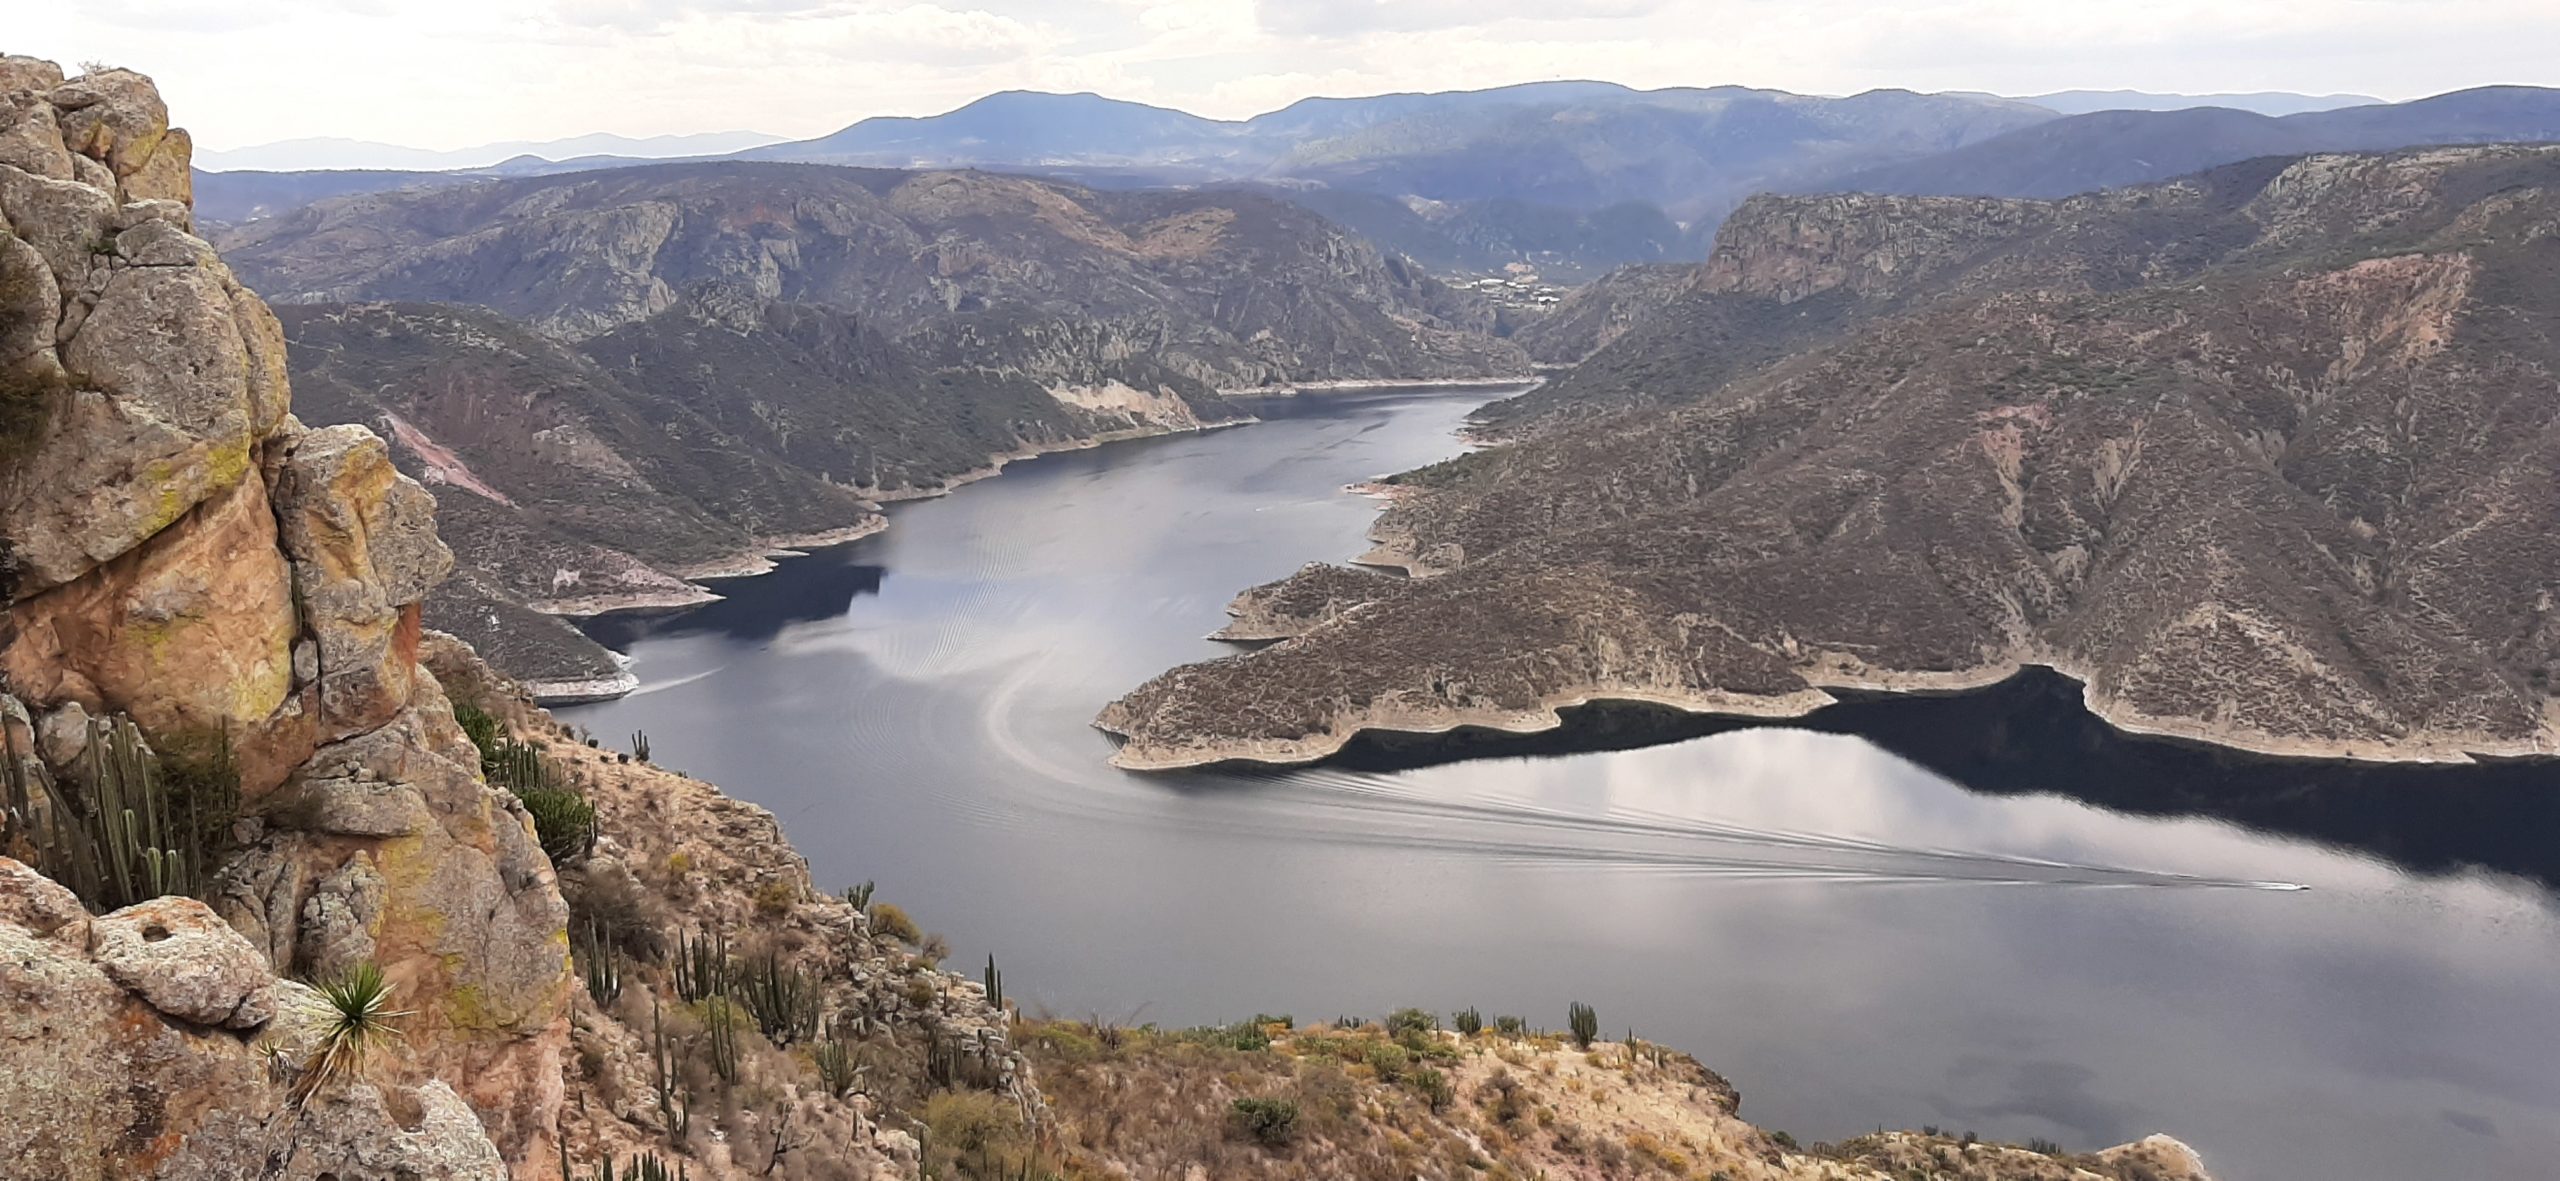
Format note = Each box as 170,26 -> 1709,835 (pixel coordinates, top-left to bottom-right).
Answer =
10,0 -> 2554,152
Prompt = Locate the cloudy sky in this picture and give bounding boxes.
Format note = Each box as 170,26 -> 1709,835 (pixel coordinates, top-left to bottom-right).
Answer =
16,0 -> 2559,151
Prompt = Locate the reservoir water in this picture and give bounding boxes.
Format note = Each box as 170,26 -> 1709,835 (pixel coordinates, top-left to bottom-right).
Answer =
559,385 -> 2560,1181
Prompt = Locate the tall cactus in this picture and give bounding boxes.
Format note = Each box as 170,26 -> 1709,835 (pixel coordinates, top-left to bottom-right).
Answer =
1567,1000 -> 1599,1049
3,713 -> 231,912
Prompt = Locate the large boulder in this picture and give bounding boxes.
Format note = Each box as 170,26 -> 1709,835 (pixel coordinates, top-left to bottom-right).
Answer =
268,422 -> 455,739
217,688 -> 569,1172
0,90 -> 76,181
90,895 -> 277,1029
49,68 -> 168,182
0,864 -> 518,1179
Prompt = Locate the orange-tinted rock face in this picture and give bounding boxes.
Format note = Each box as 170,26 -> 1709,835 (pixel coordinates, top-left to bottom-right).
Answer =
1,59 -> 568,1177
1,471 -> 297,764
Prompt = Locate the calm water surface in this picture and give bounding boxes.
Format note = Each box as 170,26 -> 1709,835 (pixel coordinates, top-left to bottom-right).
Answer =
562,387 -> 2560,1181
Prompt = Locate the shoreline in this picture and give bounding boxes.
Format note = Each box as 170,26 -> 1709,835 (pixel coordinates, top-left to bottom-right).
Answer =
525,376 -> 1521,702
1100,652 -> 2557,772
1218,375 -> 1540,396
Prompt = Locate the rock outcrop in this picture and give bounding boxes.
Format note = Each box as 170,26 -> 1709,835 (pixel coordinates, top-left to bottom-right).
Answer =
0,857 -> 512,1179
1102,147 -> 2560,770
0,59 -> 569,1176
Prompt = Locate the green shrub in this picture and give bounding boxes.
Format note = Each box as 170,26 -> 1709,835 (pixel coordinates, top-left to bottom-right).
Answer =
520,785 -> 596,865
1229,1097 -> 1299,1147
1386,1007 -> 1436,1046
1364,1041 -> 1410,1082
1410,1066 -> 1452,1112
868,901 -> 921,945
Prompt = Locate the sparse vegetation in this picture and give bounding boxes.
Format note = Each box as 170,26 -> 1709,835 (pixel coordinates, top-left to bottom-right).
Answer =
869,901 -> 922,945
1228,1097 -> 1299,1146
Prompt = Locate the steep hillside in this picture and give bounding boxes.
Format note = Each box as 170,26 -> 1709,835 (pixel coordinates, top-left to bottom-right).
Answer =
1480,155 -> 2301,430
1265,188 -> 1686,282
1510,264 -> 1705,364
215,163 -> 1525,390
1099,146 -> 2560,771
1826,85 -> 2560,198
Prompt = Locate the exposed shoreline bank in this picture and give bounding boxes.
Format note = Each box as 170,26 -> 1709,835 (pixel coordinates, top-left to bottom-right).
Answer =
1100,652 -> 2558,772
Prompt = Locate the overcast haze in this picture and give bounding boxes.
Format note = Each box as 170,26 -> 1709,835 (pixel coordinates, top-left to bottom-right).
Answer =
16,0 -> 2559,153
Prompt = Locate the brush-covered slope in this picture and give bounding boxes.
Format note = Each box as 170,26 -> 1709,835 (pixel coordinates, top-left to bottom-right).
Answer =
1827,85 -> 2560,199
1099,146 -> 2560,770
214,162 -> 1526,390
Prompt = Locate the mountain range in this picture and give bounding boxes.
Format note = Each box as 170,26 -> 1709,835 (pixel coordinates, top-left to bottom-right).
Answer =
216,164 -> 1525,690
2012,89 -> 2384,116
190,80 -> 2560,288
192,129 -> 786,172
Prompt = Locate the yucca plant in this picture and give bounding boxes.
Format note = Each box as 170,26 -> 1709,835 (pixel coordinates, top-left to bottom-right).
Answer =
296,962 -> 409,1102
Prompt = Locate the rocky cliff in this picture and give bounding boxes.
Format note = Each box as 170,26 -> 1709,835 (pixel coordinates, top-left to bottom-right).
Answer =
1,63 -> 1027,1181
0,56 -> 571,1175
1100,147 -> 2560,770
216,162 -> 1527,392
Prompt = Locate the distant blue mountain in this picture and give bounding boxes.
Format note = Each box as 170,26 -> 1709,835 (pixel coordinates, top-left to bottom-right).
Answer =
2017,89 -> 2384,117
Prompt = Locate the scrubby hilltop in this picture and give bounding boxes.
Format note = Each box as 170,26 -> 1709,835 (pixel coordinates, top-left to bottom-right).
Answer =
1102,146 -> 2560,770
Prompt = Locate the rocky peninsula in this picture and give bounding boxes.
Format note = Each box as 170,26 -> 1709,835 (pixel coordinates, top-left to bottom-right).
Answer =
1102,148 -> 2560,771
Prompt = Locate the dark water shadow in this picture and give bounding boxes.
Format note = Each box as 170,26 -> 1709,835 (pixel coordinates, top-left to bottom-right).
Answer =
575,546 -> 885,649
1283,668 -> 2560,894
